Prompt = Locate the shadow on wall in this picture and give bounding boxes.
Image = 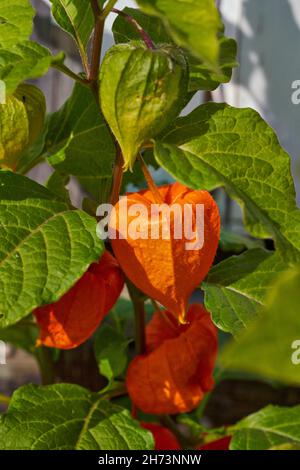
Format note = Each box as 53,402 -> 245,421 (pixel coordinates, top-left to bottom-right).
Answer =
224,0 -> 300,204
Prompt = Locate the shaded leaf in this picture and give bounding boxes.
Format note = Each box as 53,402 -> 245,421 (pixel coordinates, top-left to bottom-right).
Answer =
94,324 -> 129,383
45,83 -> 115,201
219,229 -> 264,254
221,265 -> 300,385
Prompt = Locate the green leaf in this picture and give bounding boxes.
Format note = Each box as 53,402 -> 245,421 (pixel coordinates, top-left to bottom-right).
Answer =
202,249 -> 286,336
0,41 -> 57,95
94,325 -> 129,383
136,0 -> 222,68
188,36 -> 238,92
45,83 -> 115,202
221,265 -> 300,385
219,229 -> 265,254
100,42 -> 188,171
0,383 -> 154,450
50,0 -> 94,57
230,405 -> 300,450
154,103 -> 300,259
0,0 -> 34,48
112,8 -> 237,92
46,171 -> 71,204
0,171 -> 104,328
0,83 -> 45,170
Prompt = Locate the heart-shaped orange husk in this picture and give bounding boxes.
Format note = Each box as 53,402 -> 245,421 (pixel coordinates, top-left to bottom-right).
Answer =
126,303 -> 218,415
110,182 -> 220,323
34,251 -> 124,349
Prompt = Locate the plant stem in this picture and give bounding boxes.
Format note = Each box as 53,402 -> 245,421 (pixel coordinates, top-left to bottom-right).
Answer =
51,63 -> 90,86
110,145 -> 124,205
89,0 -> 105,90
36,346 -> 55,385
138,154 -> 164,204
112,8 -> 155,50
127,281 -> 146,355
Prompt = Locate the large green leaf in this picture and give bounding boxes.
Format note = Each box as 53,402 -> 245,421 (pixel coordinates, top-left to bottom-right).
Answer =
100,42 -> 188,171
50,0 -> 94,58
154,103 -> 300,259
230,405 -> 300,450
45,83 -> 115,201
202,249 -> 286,336
0,384 -> 154,450
112,8 -> 237,92
136,0 -> 222,68
221,265 -> 300,385
0,171 -> 103,328
0,41 -> 56,96
0,0 -> 34,48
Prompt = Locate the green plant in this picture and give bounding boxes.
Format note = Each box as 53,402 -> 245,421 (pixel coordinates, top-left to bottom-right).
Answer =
0,0 -> 299,451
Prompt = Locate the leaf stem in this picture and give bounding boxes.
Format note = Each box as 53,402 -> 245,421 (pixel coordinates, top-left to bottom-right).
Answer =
138,154 -> 164,204
127,281 -> 146,355
51,63 -> 90,86
112,8 -> 155,50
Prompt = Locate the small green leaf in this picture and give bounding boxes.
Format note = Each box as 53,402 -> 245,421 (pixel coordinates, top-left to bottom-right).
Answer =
154,103 -> 300,259
100,42 -> 188,171
0,384 -> 154,450
94,325 -> 129,383
50,0 -> 94,56
0,0 -> 34,48
0,84 -> 45,170
136,0 -> 222,68
0,171 -> 104,328
202,249 -> 286,336
221,265 -> 300,385
45,83 -> 115,202
231,405 -> 300,450
0,41 -> 57,95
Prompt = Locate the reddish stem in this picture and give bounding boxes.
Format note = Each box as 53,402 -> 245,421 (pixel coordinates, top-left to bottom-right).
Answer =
112,8 -> 155,50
